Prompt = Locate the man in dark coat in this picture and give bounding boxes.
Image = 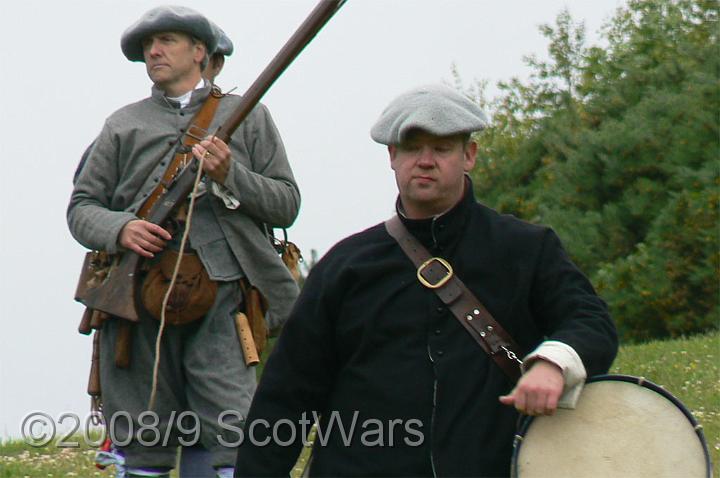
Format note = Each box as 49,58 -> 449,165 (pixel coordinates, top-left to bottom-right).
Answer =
234,84 -> 617,477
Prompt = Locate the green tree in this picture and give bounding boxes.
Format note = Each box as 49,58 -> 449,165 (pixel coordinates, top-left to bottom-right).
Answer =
470,0 -> 719,342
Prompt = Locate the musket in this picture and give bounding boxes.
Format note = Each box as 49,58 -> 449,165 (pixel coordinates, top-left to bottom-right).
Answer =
77,0 -> 347,321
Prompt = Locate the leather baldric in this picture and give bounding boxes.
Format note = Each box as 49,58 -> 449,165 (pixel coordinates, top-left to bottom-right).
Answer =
137,87 -> 223,219
385,215 -> 523,382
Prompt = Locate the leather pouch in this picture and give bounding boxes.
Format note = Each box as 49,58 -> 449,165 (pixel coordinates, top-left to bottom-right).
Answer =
141,250 -> 217,325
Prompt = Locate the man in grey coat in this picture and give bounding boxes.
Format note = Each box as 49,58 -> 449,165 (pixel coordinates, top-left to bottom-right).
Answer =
68,5 -> 300,478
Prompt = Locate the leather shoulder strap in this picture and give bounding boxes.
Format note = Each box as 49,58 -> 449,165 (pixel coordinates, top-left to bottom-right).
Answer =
138,88 -> 223,219
385,215 -> 523,382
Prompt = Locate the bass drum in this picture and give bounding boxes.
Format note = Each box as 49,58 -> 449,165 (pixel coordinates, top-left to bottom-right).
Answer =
511,374 -> 712,478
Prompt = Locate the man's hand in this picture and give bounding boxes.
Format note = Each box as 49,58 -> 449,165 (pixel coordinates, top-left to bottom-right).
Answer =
118,219 -> 172,258
499,359 -> 564,416
192,136 -> 231,184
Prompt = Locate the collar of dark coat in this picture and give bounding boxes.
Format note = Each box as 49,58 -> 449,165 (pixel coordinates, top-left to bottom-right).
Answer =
150,81 -> 211,110
396,174 -> 475,253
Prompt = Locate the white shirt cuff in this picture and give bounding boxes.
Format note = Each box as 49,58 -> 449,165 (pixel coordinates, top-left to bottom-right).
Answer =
190,181 -> 240,210
210,182 -> 241,209
522,340 -> 587,409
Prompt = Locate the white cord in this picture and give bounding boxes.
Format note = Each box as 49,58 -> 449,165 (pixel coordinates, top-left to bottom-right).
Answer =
148,154 -> 206,411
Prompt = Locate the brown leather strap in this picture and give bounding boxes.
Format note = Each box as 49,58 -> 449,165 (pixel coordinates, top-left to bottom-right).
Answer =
385,215 -> 523,382
138,87 -> 223,219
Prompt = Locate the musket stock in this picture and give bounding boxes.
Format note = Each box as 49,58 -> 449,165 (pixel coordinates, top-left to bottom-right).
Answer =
75,0 -> 347,322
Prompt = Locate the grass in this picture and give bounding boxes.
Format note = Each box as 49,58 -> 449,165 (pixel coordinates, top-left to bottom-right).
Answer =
1,332 -> 717,476
0,441 -> 98,477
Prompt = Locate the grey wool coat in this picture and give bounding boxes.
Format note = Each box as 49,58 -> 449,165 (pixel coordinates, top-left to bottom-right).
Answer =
68,83 -> 300,330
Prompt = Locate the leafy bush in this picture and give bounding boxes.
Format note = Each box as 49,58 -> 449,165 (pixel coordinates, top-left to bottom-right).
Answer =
468,0 -> 719,341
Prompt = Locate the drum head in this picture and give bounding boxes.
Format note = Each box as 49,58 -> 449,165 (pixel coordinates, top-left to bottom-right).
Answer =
512,375 -> 711,478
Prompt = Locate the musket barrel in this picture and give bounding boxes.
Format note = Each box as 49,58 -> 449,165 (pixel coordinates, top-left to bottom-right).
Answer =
218,0 -> 346,142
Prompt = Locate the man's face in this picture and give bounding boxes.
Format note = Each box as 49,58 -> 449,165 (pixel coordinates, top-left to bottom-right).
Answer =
142,31 -> 204,93
389,130 -> 477,219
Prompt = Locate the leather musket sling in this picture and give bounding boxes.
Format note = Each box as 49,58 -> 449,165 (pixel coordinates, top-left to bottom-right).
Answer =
385,215 -> 523,382
138,87 -> 223,219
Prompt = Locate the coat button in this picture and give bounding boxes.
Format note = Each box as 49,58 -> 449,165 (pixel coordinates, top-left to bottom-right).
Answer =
434,329 -> 441,335
436,350 -> 444,356
436,306 -> 444,315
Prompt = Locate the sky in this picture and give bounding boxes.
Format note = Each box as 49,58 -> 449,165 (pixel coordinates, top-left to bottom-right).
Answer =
0,0 -> 625,439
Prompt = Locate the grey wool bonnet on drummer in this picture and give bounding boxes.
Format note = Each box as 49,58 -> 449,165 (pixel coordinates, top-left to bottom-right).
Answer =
370,84 -> 488,145
121,5 -> 219,62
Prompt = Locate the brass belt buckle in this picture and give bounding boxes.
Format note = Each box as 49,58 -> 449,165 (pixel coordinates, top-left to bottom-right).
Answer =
417,257 -> 453,289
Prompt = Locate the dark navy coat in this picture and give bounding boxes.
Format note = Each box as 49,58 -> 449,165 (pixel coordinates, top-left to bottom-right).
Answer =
236,184 -> 617,477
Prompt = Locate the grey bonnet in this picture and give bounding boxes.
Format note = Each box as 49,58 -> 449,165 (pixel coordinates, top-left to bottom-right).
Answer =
121,5 -> 219,62
214,25 -> 234,56
370,84 -> 488,145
